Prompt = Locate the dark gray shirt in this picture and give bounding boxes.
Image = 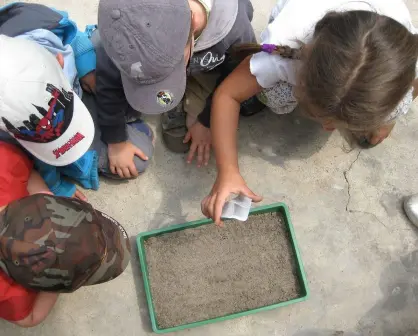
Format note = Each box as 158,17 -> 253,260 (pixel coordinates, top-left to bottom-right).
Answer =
95,0 -> 256,143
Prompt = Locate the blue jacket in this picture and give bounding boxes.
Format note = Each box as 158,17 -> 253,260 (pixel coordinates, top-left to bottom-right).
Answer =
0,3 -> 99,196
0,2 -> 96,78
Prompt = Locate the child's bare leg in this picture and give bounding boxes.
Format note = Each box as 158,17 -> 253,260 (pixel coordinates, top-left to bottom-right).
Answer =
14,292 -> 59,328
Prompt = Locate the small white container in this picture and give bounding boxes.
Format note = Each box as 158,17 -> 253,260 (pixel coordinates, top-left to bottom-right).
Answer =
221,195 -> 252,221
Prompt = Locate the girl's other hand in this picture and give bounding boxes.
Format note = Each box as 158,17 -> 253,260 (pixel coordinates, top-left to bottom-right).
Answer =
201,170 -> 262,226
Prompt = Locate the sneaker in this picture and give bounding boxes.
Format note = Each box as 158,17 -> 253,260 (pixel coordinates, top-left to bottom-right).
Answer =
404,194 -> 418,227
161,102 -> 190,153
160,95 -> 266,153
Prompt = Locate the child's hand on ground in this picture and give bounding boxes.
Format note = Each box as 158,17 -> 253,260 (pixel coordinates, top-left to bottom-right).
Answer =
108,141 -> 149,179
80,71 -> 96,94
201,170 -> 262,226
73,189 -> 88,202
184,122 -> 212,167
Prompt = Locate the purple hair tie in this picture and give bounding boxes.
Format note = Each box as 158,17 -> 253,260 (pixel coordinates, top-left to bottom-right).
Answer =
260,44 -> 276,54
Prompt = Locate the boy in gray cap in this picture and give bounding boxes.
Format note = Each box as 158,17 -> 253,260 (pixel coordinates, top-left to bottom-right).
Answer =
96,0 -> 258,177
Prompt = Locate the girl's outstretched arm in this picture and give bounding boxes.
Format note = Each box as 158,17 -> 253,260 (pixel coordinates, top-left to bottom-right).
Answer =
211,56 -> 262,174
203,56 -> 263,225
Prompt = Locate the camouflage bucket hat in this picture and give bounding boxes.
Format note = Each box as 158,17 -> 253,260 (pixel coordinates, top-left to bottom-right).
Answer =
0,194 -> 131,292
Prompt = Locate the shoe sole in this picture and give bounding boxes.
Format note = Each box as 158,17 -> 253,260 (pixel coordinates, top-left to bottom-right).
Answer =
162,126 -> 190,153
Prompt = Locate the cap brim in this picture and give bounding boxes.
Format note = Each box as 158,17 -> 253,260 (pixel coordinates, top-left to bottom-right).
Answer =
121,59 -> 187,115
84,210 -> 131,286
16,94 -> 94,166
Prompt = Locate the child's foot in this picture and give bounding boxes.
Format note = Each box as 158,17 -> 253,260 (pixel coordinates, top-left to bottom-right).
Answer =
404,194 -> 418,228
161,103 -> 190,153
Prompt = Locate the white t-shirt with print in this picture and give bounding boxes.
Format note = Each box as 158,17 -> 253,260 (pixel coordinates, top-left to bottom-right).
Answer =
251,0 -> 417,117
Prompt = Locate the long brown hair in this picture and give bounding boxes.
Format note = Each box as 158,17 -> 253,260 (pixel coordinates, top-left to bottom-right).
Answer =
232,11 -> 418,131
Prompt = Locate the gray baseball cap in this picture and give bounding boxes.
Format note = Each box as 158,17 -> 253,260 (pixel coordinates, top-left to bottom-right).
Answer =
98,0 -> 191,114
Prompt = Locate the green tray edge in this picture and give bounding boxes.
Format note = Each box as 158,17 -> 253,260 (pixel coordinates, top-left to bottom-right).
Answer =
136,203 -> 310,334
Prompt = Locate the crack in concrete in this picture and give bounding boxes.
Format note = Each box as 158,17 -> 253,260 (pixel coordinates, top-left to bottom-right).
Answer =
343,150 -> 361,212
347,209 -> 389,229
343,150 -> 389,229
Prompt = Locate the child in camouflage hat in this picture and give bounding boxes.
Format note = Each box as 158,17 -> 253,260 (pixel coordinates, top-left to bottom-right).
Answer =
0,142 -> 131,327
0,142 -> 57,327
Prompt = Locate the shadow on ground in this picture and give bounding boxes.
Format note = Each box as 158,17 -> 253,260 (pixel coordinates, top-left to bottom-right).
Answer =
145,109 -> 331,230
294,245 -> 418,336
238,109 -> 332,167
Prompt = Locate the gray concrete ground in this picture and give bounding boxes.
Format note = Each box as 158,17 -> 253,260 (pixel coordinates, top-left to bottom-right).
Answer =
1,0 -> 418,335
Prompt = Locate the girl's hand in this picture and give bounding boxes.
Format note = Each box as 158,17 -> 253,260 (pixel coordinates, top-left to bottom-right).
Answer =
201,170 -> 262,226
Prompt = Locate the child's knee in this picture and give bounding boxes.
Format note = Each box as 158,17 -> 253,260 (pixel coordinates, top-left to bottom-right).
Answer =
126,123 -> 154,175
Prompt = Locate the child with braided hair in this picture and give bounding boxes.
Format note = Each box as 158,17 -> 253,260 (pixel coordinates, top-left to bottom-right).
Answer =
201,0 -> 418,225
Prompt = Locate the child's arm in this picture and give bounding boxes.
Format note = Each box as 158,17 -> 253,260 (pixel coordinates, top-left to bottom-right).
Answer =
211,56 -> 261,175
185,0 -> 257,167
27,170 -> 50,195
202,56 -> 263,225
70,30 -> 96,81
14,292 -> 58,328
95,45 -> 148,179
27,170 -> 87,201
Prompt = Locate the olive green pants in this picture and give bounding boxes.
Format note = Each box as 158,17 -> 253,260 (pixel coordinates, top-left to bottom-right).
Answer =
183,71 -> 220,128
